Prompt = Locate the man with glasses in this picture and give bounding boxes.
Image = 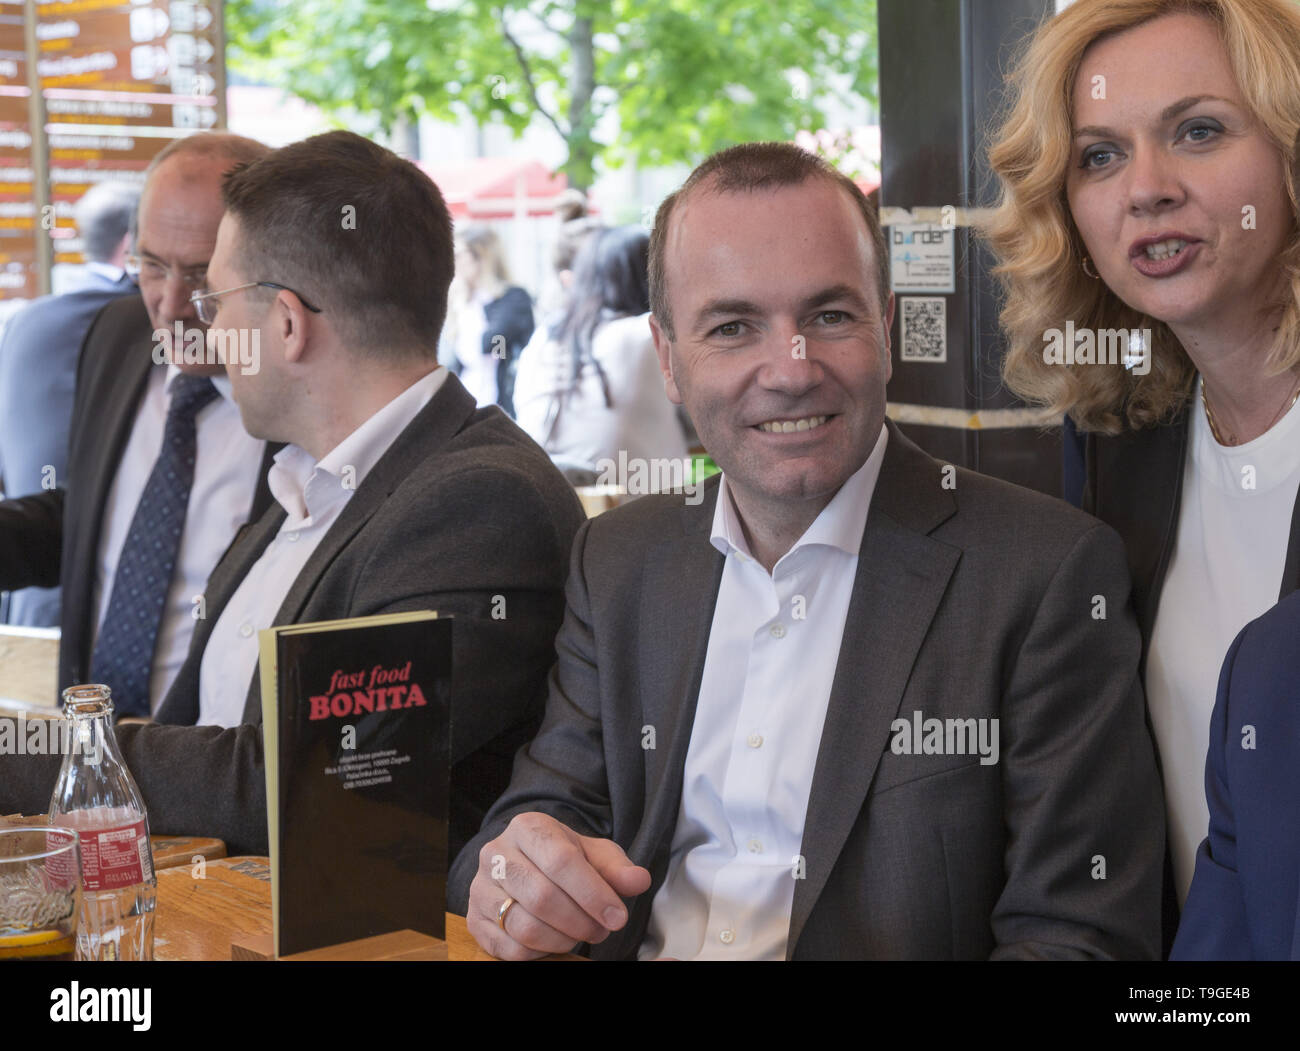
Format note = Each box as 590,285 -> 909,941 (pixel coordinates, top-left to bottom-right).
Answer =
1,130 -> 584,864
0,133 -> 277,717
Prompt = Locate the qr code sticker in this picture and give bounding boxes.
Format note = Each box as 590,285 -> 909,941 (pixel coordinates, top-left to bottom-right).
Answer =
900,297 -> 946,363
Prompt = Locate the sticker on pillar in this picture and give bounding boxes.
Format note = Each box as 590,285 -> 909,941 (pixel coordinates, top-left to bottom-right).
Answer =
890,222 -> 955,294
900,297 -> 946,363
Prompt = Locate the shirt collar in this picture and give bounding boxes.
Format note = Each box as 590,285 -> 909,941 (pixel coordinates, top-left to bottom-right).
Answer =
268,366 -> 446,526
85,261 -> 126,284
163,362 -> 236,406
710,422 -> 889,565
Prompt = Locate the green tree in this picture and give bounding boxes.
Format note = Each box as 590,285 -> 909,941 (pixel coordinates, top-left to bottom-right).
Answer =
226,0 -> 878,190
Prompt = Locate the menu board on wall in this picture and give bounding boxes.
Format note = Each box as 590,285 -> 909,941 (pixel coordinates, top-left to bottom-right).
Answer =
0,3 -> 38,298
0,0 -> 224,299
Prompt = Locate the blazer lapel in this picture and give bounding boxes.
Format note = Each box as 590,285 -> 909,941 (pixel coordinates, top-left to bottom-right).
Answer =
617,482 -> 724,947
83,358 -> 154,558
249,441 -> 285,520
231,372 -> 479,724
154,500 -> 285,725
787,421 -> 960,956
264,373 -> 479,632
635,483 -> 725,858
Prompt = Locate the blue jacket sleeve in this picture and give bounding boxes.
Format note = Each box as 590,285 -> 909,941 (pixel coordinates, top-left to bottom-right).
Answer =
1170,626 -> 1253,960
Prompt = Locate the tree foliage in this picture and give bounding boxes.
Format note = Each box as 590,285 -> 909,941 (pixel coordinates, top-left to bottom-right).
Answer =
227,0 -> 878,189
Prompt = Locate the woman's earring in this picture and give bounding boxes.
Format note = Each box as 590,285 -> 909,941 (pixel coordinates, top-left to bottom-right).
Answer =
1082,255 -> 1100,280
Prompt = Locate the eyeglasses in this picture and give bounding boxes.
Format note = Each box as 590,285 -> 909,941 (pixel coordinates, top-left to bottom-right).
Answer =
189,282 -> 323,325
125,254 -> 207,289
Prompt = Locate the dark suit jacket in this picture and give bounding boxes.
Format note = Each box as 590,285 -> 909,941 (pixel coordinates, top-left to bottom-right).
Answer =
0,269 -> 136,626
1068,401 -> 1300,951
450,420 -> 1166,959
1171,589 -> 1300,960
0,294 -> 277,693
1,372 -> 586,862
1068,406 -> 1300,662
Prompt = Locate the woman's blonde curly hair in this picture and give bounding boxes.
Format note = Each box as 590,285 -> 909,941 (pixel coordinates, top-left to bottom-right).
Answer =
985,0 -> 1300,434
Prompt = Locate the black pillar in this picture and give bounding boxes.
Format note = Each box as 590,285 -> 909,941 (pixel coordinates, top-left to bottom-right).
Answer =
879,0 -> 1061,496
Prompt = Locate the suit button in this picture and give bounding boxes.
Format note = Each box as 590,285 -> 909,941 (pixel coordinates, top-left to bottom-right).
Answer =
719,929 -> 735,945
769,623 -> 786,639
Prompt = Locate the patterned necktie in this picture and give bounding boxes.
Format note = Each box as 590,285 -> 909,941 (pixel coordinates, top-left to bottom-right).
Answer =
90,374 -> 220,716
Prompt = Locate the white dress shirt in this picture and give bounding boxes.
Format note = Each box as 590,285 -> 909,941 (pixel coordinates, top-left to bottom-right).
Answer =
196,367 -> 447,727
1145,378 -> 1300,904
639,423 -> 889,960
513,313 -> 688,472
92,364 -> 264,715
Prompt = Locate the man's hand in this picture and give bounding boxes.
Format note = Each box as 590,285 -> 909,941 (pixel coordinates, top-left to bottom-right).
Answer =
466,812 -> 652,960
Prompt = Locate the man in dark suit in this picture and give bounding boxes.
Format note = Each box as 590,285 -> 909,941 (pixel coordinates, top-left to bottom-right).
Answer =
0,181 -> 139,626
1,131 -> 584,862
0,134 -> 277,715
453,142 -> 1165,960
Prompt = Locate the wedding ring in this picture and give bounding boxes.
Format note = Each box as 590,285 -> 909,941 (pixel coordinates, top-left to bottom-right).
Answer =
497,896 -> 517,930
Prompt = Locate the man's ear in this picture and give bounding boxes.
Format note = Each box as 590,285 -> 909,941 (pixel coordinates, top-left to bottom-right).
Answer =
881,292 -> 895,385
279,290 -> 313,364
649,313 -> 683,405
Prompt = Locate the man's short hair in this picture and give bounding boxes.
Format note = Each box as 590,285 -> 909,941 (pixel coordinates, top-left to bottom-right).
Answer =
648,142 -> 889,340
220,130 -> 455,358
74,181 -> 140,263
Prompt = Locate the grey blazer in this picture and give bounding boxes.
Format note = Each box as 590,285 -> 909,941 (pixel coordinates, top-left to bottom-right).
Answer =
449,420 -> 1166,959
0,373 -> 586,861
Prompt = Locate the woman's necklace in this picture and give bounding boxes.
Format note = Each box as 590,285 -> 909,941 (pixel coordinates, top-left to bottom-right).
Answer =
1202,370 -> 1300,447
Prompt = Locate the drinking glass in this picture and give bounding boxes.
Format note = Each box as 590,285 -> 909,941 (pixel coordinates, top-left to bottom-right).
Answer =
0,825 -> 81,961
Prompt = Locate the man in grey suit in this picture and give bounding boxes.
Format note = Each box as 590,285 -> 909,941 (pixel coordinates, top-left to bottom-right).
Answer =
453,142 -> 1165,960
0,182 -> 139,626
0,131 -> 584,861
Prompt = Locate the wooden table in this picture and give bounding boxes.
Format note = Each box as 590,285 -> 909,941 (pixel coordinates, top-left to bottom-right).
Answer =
0,625 -> 59,715
155,856 -> 579,961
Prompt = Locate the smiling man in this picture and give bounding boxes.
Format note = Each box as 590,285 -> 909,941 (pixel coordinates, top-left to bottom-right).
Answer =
452,141 -> 1167,961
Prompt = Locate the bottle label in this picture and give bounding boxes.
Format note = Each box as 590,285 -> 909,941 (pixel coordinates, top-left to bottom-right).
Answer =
43,829 -> 79,891
77,820 -> 152,891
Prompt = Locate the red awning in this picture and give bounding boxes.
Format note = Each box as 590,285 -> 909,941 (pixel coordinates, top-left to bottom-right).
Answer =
419,157 -> 570,220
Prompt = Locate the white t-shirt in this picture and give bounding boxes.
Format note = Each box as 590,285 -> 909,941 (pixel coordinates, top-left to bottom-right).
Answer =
1145,378 -> 1300,904
513,312 -> 687,472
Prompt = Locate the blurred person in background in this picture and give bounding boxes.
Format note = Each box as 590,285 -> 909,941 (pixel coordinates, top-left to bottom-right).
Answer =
441,224 -> 534,415
985,0 -> 1300,947
513,225 -> 689,480
534,188 -> 602,321
0,180 -> 140,626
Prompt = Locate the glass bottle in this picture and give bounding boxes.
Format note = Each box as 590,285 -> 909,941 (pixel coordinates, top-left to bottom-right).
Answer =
48,684 -> 156,961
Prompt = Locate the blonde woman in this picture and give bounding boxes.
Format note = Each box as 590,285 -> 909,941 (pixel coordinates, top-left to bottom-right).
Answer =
985,0 -> 1300,942
443,224 -> 534,414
